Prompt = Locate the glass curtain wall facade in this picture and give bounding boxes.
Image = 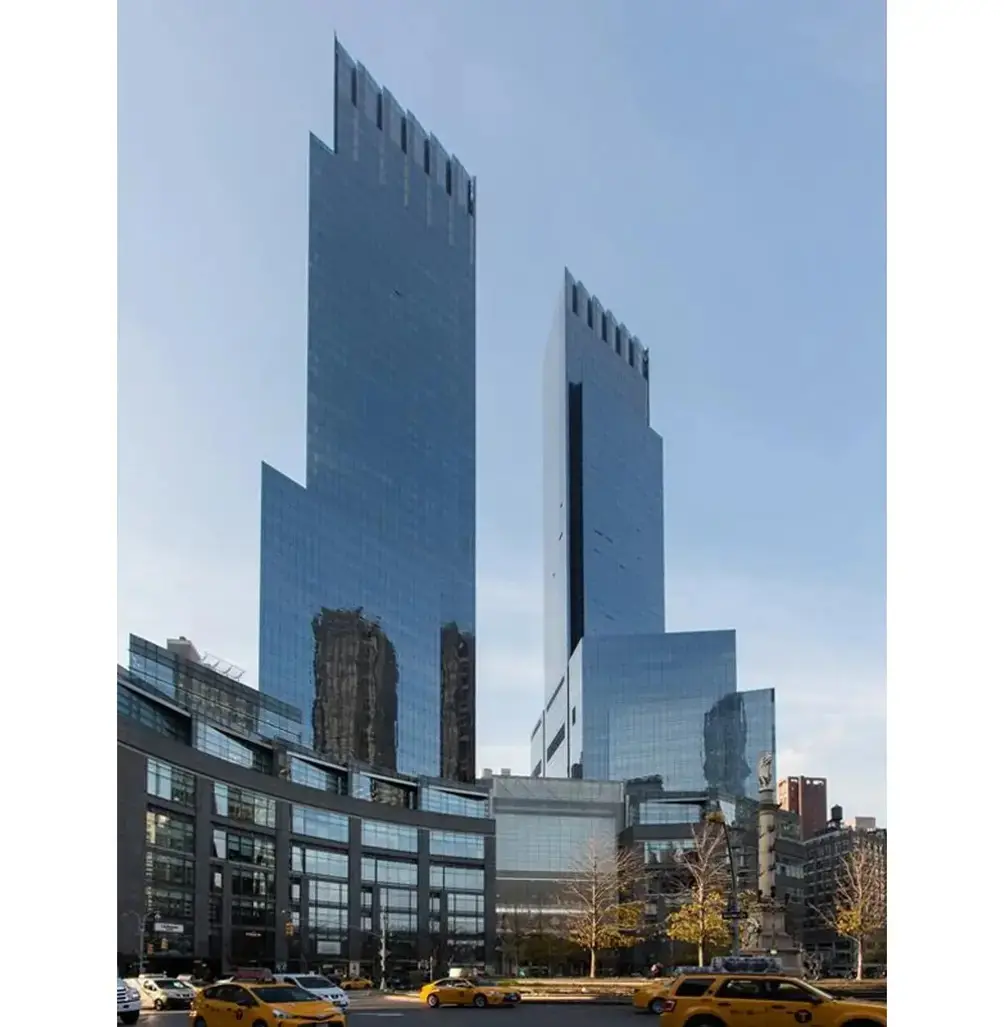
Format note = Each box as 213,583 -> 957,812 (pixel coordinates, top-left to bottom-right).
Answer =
119,679 -> 494,978
539,272 -> 665,778
259,38 -> 477,781
568,631 -> 775,800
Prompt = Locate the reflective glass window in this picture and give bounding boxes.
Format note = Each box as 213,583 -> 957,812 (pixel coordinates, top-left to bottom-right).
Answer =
291,845 -> 349,879
146,886 -> 194,920
353,774 -> 418,809
361,857 -> 418,887
447,893 -> 483,914
119,683 -> 189,740
379,887 -> 418,911
633,801 -> 704,826
428,830 -> 484,860
643,839 -> 696,865
212,828 -> 276,868
495,812 -> 613,873
447,915 -> 483,936
195,723 -> 272,774
362,820 -> 419,853
292,805 -> 349,842
421,787 -> 488,819
213,782 -> 276,827
429,864 -> 483,892
290,758 -> 348,795
146,810 -> 195,853
145,851 -> 196,888
309,880 -> 348,905
146,758 -> 196,807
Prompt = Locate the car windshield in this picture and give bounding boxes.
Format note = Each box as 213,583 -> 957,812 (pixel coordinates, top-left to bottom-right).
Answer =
154,980 -> 185,989
797,981 -> 835,1001
251,986 -> 316,1003
295,977 -> 334,990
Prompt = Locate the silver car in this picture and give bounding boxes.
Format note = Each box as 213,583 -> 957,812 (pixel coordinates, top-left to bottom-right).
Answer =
276,973 -> 350,1011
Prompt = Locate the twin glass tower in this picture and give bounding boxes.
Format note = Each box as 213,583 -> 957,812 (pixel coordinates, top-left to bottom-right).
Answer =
531,274 -> 774,799
257,38 -> 774,797
258,40 -> 476,782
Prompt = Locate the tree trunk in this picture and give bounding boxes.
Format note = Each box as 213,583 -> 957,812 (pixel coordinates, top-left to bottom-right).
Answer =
589,948 -> 597,978
856,939 -> 864,980
698,941 -> 704,967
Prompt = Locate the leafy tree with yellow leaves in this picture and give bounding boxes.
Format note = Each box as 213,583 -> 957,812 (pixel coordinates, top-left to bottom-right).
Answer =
667,888 -> 731,966
820,841 -> 886,980
561,839 -> 647,977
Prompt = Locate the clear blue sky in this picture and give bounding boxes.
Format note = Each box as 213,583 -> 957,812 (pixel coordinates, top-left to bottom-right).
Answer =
118,0 -> 885,821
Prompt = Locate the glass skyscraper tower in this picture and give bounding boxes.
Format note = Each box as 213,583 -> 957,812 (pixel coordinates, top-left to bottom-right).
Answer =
259,39 -> 476,782
532,272 -> 774,799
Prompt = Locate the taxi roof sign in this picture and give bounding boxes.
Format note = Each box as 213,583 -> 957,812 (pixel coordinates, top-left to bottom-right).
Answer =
231,968 -> 275,982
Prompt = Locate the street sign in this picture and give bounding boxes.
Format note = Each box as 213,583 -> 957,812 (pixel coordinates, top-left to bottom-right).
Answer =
153,922 -> 185,934
723,911 -> 744,920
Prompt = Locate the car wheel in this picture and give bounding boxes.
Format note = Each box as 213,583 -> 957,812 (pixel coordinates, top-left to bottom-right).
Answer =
191,1019 -> 207,1027
427,994 -> 440,1007
252,1020 -> 270,1027
649,997 -> 666,1014
154,998 -> 165,1010
683,1017 -> 726,1027
473,994 -> 488,1008
842,1022 -> 884,1027
119,1014 -> 140,1025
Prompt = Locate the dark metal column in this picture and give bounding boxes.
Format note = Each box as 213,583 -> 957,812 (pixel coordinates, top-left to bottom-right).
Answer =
274,800 -> 291,967
416,829 -> 431,964
483,833 -> 497,973
347,817 -> 363,964
193,775 -> 214,959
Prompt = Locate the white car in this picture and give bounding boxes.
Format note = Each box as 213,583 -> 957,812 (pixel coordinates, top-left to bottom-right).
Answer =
117,978 -> 141,1024
276,973 -> 350,1010
125,974 -> 196,1010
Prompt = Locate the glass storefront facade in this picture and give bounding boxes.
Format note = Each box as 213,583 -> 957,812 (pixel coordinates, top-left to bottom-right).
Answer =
257,38 -> 477,782
120,698 -> 493,978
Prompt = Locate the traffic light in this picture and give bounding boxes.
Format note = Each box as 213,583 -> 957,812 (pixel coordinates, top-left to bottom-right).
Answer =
285,921 -> 294,937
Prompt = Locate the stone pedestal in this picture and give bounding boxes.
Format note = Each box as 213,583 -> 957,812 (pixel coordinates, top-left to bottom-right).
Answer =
748,903 -> 803,975
748,750 -> 803,976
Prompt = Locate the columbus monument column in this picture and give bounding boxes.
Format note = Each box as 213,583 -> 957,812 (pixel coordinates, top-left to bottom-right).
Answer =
748,751 -> 803,974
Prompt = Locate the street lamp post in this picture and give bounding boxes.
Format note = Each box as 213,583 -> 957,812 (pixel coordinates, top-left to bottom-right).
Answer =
704,811 -> 741,957
122,910 -> 159,975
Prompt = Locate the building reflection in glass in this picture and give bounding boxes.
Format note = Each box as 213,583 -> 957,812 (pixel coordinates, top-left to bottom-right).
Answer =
256,39 -> 476,780
440,623 -> 475,783
703,691 -> 751,798
311,607 -> 399,771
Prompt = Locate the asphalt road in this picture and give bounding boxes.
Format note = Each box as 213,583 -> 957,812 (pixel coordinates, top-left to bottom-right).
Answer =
134,996 -> 625,1025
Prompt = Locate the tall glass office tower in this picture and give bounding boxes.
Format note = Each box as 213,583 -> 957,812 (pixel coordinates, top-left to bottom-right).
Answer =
259,39 -> 477,782
532,273 -> 774,795
535,272 -> 664,778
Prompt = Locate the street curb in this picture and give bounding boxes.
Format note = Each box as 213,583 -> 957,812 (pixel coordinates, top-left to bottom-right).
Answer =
381,995 -> 631,1006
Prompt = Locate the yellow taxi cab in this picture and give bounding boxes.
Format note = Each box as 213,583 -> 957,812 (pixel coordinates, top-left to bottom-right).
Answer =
340,976 -> 374,990
189,970 -> 346,1027
419,977 -> 521,1009
658,973 -> 886,1027
632,980 -> 675,1015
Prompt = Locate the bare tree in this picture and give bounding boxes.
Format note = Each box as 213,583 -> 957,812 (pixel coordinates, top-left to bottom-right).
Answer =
497,903 -> 537,975
818,843 -> 886,980
561,839 -> 646,977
